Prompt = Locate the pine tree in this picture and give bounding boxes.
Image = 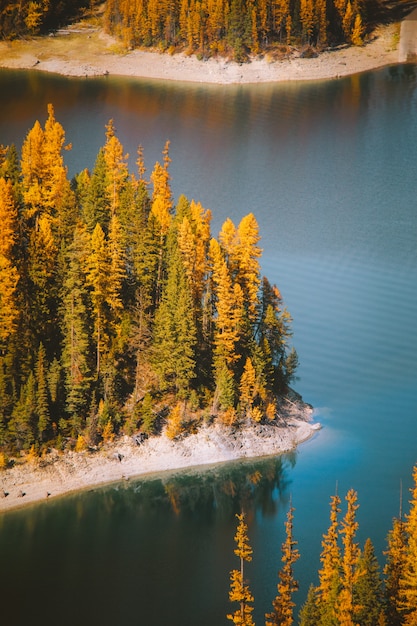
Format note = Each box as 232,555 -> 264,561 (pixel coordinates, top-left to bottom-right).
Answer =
152,240 -> 197,397
35,342 -> 50,442
266,504 -> 300,626
61,224 -> 93,430
354,538 -> 383,626
227,512 -> 255,626
81,149 -> 112,233
299,585 -> 321,626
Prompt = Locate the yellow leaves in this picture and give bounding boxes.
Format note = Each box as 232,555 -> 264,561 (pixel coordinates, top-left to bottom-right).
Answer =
151,193 -> 172,235
239,357 -> 257,410
218,213 -> 261,323
151,141 -> 172,235
0,254 -> 20,343
228,512 -> 255,626
166,402 -> 184,440
351,13 -> 364,46
0,452 -> 9,470
75,434 -> 88,452
0,178 -> 18,257
21,104 -> 69,221
104,119 -> 129,213
234,512 -> 253,562
177,200 -> 212,304
101,420 -> 115,443
0,180 -> 19,343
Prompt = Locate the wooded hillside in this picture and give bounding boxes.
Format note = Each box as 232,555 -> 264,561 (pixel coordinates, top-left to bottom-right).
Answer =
0,105 -> 298,457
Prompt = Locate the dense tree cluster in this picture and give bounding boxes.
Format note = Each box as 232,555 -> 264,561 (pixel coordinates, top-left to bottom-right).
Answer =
0,0 -> 99,39
0,105 -> 298,456
229,465 -> 417,625
104,0 -> 368,62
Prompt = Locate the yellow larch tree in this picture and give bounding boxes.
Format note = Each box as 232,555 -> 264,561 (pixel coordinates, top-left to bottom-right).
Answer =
209,237 -> 244,368
86,223 -> 111,376
234,213 -> 262,324
239,356 -> 257,416
20,119 -> 45,220
0,254 -> 19,347
0,178 -> 18,259
266,504 -> 300,626
107,213 -> 127,318
227,512 -> 255,626
177,199 -> 212,308
103,119 -> 129,215
399,465 -> 417,625
150,141 -> 173,302
317,493 -> 342,621
336,489 -> 362,626
21,104 -> 71,232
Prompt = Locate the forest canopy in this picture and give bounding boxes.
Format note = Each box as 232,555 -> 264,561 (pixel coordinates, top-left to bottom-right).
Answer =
103,0 -> 371,61
0,105 -> 298,456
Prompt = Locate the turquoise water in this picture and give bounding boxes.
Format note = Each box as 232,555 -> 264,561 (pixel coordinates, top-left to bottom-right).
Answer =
0,65 -> 416,625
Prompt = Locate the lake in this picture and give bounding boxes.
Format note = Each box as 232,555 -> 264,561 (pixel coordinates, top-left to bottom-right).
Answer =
0,64 -> 416,625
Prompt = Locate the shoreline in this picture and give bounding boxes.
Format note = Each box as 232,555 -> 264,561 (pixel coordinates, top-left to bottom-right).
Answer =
0,399 -> 320,514
0,21 -> 403,85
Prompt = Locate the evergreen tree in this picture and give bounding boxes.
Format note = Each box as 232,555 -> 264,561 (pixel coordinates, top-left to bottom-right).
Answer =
35,342 -> 51,442
81,149 -> 112,233
61,224 -> 93,431
354,538 -> 383,626
152,240 -> 197,397
299,585 -> 321,626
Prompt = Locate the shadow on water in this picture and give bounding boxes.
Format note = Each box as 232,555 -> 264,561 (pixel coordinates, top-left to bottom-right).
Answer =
0,453 -> 296,626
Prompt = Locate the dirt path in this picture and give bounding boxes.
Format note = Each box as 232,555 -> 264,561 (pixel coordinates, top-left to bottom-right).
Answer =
399,7 -> 417,61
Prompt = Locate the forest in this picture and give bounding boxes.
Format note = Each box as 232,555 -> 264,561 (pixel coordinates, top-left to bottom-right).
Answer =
227,465 -> 417,625
103,0 -> 370,61
0,0 -> 97,39
0,104 -> 299,459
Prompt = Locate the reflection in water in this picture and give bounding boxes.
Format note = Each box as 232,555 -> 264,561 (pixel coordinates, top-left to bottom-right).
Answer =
0,455 -> 295,626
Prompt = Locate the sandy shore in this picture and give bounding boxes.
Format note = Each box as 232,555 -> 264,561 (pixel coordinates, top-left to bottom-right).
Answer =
0,399 -> 320,514
0,21 -> 403,84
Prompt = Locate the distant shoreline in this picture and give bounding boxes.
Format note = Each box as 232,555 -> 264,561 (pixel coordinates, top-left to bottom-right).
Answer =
0,399 -> 320,514
0,21 -> 402,85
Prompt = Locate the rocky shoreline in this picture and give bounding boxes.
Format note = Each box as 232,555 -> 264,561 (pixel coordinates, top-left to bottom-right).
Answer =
0,398 -> 320,514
